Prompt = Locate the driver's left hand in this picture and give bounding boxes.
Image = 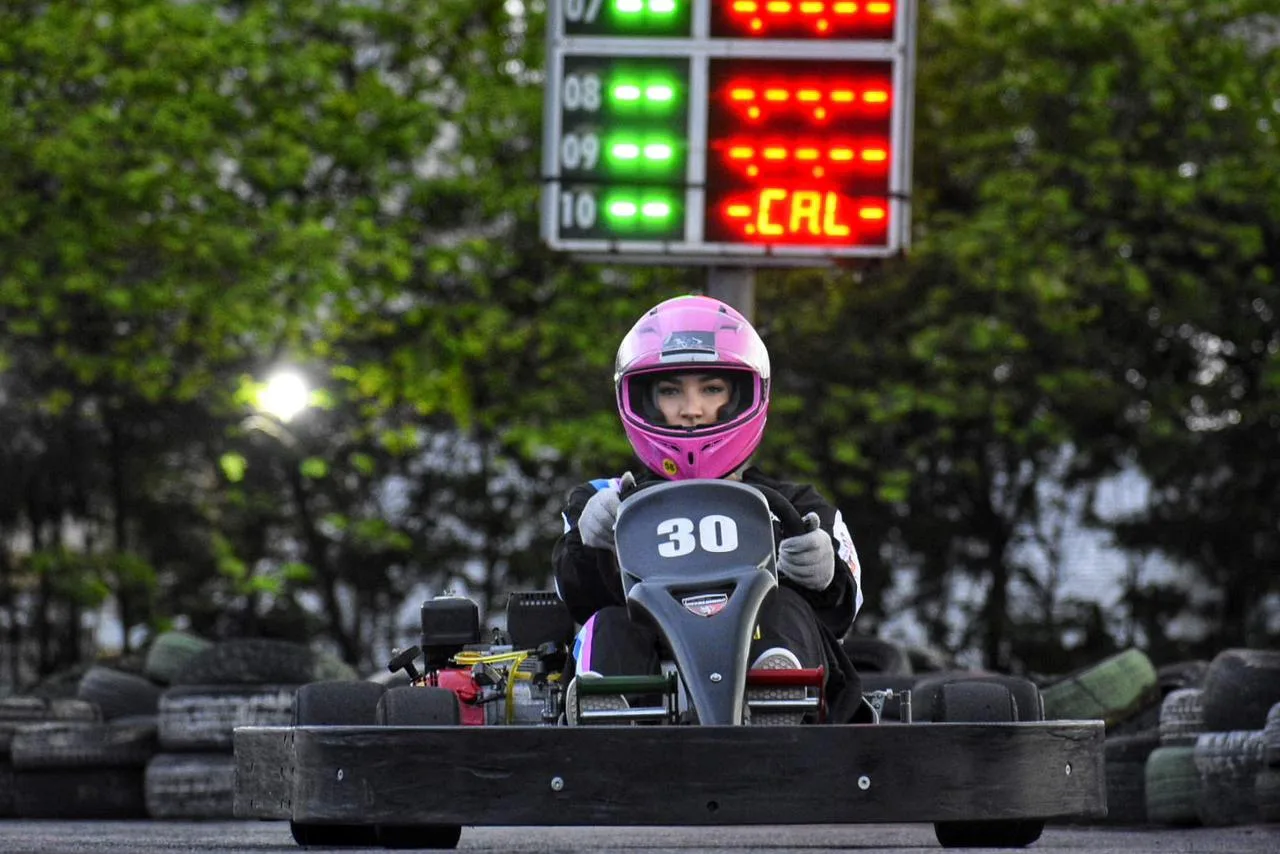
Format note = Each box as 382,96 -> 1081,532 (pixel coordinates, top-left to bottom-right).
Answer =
777,512 -> 835,591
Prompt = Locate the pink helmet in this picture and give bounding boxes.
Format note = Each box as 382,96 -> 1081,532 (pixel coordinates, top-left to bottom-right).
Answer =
615,295 -> 770,480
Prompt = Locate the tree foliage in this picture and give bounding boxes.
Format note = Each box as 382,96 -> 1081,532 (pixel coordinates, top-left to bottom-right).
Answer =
1,0 -> 1276,684
758,0 -> 1280,668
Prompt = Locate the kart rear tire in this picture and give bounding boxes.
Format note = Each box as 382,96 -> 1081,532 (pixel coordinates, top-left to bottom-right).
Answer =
294,680 -> 385,726
291,681 -> 386,847
377,823 -> 463,850
375,687 -> 462,848
289,823 -> 379,847
913,672 -> 1044,724
933,681 -> 1045,849
376,686 -> 462,726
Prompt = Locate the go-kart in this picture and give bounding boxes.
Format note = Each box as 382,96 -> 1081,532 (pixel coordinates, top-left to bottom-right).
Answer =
234,479 -> 1105,849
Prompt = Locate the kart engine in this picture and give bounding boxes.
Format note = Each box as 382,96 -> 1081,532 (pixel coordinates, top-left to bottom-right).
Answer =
400,591 -> 575,725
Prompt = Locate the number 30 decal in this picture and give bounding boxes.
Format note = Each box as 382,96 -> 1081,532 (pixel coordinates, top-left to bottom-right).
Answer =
656,515 -> 739,557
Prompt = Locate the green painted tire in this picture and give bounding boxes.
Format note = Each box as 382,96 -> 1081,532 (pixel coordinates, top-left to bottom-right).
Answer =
1041,648 -> 1158,728
143,631 -> 214,686
1145,745 -> 1199,826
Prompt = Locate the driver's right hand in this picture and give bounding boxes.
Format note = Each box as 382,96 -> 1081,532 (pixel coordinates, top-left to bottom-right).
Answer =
578,472 -> 635,551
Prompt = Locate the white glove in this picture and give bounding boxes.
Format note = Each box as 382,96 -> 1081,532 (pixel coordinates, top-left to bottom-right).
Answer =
577,472 -> 635,551
777,512 -> 835,591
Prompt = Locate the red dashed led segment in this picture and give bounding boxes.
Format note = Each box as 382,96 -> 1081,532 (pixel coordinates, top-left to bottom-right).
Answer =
725,79 -> 891,122
717,187 -> 888,242
721,139 -> 890,179
715,0 -> 895,39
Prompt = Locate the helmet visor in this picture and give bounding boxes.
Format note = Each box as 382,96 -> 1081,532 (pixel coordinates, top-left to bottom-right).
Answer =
623,367 -> 759,433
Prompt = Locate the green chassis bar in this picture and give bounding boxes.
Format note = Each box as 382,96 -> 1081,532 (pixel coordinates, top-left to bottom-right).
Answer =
234,721 -> 1106,825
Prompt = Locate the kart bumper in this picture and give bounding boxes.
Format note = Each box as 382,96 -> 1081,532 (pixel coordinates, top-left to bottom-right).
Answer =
234,721 -> 1106,824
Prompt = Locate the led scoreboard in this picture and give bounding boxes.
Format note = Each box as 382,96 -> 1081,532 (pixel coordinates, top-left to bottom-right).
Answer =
542,0 -> 916,265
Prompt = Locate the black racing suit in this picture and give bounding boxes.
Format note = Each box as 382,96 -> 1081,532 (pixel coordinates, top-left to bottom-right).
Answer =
552,466 -> 867,723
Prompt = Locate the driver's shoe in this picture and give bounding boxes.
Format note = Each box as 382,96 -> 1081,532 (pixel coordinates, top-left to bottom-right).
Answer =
746,648 -> 806,726
564,672 -> 629,726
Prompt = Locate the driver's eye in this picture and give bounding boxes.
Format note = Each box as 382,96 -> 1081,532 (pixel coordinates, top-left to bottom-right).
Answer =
656,385 -> 681,397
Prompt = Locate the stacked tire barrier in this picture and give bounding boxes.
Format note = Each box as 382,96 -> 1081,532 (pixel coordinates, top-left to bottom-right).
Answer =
0,665 -> 163,819
1144,687 -> 1204,825
1136,648 -> 1280,829
1,697 -> 101,818
1,632 -> 360,820
1259,702 -> 1280,823
1038,646 -> 1280,829
145,638 -> 333,819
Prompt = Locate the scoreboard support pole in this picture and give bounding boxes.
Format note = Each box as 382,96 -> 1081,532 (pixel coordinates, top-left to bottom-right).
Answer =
706,267 -> 756,323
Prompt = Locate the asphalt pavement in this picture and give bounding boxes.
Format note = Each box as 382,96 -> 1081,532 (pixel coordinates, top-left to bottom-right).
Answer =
0,821 -> 1276,853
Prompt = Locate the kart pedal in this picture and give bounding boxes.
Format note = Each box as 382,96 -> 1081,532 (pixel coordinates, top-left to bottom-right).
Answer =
745,649 -> 824,725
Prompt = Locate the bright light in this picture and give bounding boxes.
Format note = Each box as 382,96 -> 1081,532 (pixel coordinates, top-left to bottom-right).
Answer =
258,371 -> 310,423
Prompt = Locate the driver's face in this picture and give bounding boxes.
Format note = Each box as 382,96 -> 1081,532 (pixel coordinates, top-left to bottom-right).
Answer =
654,373 -> 731,427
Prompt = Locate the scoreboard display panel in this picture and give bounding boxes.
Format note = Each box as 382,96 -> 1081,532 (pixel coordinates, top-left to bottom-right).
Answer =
542,0 -> 916,265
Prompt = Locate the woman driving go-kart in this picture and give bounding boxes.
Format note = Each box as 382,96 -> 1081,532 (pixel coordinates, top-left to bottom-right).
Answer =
552,294 -> 870,726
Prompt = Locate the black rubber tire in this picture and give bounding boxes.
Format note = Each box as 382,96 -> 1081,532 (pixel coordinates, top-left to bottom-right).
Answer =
76,666 -> 162,721
158,683 -> 299,751
290,823 -> 381,847
1265,701 -> 1280,767
1108,699 -> 1162,738
1145,745 -> 1200,826
1257,767 -> 1280,823
1102,731 -> 1160,824
9,719 -> 158,770
172,638 -> 317,686
933,681 -> 1044,848
1200,649 -> 1280,733
375,687 -> 463,848
377,687 -> 462,726
1,696 -> 59,720
290,681 -> 387,847
377,824 -> 464,850
912,672 -> 1043,724
0,697 -> 99,752
0,760 -> 13,818
12,767 -> 147,818
1156,659 -> 1209,694
934,821 -> 1045,849
905,644 -> 953,673
840,636 -> 913,675
1194,730 -> 1266,826
144,752 -> 237,819
294,680 -> 386,726
1158,688 -> 1205,746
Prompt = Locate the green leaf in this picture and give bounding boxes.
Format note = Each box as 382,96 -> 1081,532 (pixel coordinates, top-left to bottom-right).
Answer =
219,452 -> 248,483
300,457 -> 329,480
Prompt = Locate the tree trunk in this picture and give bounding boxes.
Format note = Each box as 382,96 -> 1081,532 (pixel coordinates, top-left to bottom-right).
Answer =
288,462 -> 358,663
108,418 -> 133,653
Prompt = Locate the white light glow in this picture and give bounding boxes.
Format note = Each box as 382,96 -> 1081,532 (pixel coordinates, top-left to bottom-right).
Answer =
258,371 -> 310,422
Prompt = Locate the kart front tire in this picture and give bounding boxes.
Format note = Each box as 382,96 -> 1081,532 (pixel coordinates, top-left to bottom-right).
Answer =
290,680 -> 386,847
375,686 -> 462,848
932,681 -> 1045,849
377,823 -> 463,849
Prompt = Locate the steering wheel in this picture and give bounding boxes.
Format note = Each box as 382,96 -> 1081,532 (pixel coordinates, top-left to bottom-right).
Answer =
747,483 -> 808,540
619,475 -> 808,539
